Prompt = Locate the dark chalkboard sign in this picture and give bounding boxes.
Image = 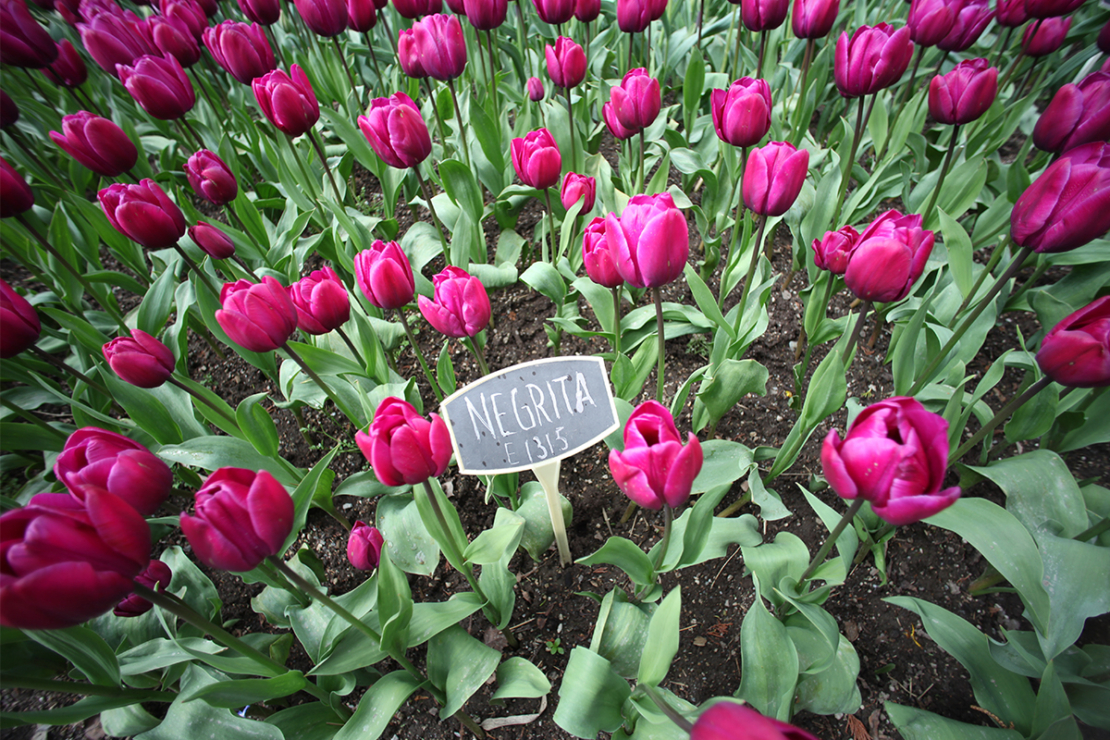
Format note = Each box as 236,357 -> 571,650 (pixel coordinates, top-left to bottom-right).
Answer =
440,356 -> 620,475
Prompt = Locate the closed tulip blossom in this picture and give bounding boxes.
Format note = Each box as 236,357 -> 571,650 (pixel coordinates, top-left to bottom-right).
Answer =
792,0 -> 839,39
533,0 -> 573,25
0,0 -> 59,67
347,0 -> 377,31
834,23 -> 914,98
574,0 -> 599,22
288,266 -> 350,335
511,128 -> 562,190
50,112 -> 138,178
606,192 -> 688,288
216,277 -> 299,352
356,396 -> 452,486
1036,297 -> 1110,388
742,0 -> 788,32
616,0 -> 665,33
355,239 -> 416,310
393,0 -> 442,18
582,217 -> 623,288
0,278 -> 40,358
1011,142 -> 1110,253
293,0 -> 347,36
147,16 -> 201,67
113,559 -> 172,617
184,149 -> 238,206
936,0 -> 994,52
0,490 -> 151,629
561,172 -> 596,212
102,329 -> 176,388
159,0 -> 207,38
603,100 -> 638,139
463,0 -> 506,29
238,0 -> 280,25
995,0 -> 1027,26
189,222 -> 236,259
608,68 -> 660,133
78,12 -> 155,77
117,54 -> 196,120
0,91 -> 16,128
811,224 -> 860,275
397,29 -> 427,78
252,65 -> 320,137
1021,16 -> 1070,56
929,58 -> 998,125
1024,0 -> 1084,18
527,76 -> 545,101
203,21 -> 276,84
358,92 -> 432,169
347,520 -> 385,570
545,36 -> 586,89
609,401 -> 702,511
0,158 -> 33,219
444,0 -> 465,14
690,702 -> 819,740
43,40 -> 89,86
1032,71 -> 1110,154
409,15 -> 466,81
907,0 -> 953,47
98,179 -> 186,249
711,77 -> 772,148
180,468 -> 294,572
419,266 -> 491,338
55,427 -> 174,516
743,142 -> 809,217
842,210 -> 934,303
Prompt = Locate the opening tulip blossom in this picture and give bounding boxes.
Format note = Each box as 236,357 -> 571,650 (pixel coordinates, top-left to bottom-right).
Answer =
418,266 -> 492,374
55,427 -> 174,516
545,37 -> 585,165
686,701 -> 819,740
512,128 -> 563,261
116,53 -> 196,121
203,20 -> 276,85
0,277 -> 40,359
608,68 -> 660,191
216,277 -> 298,353
1032,71 -> 1110,155
1036,296 -> 1110,389
356,397 -> 452,487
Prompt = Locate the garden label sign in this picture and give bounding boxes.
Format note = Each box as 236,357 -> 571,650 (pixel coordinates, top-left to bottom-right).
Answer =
440,356 -> 619,564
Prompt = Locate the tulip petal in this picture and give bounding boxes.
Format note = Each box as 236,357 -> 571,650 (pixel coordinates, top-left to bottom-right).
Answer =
873,486 -> 960,525
836,436 -> 902,505
633,208 -> 688,288
663,434 -> 702,508
610,450 -> 663,509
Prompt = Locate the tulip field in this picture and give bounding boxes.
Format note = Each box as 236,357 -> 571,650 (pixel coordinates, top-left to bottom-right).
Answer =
3,0 -> 1110,734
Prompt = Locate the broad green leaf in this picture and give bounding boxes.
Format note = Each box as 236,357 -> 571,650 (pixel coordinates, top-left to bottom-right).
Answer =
521,261 -> 567,306
577,536 -> 655,587
333,671 -> 422,740
742,532 -> 810,605
695,359 -> 768,429
463,509 -> 526,564
265,703 -> 343,740
791,625 -> 861,715
552,647 -> 631,738
736,580 -> 799,722
968,451 -> 1088,540
136,665 -> 284,740
1036,533 -> 1110,661
236,392 -> 280,459
158,437 -> 300,487
27,627 -> 119,687
491,657 -> 551,700
885,702 -> 1024,740
638,587 -> 682,686
939,208 -> 974,300
182,672 -> 307,708
376,493 -> 440,576
377,548 -> 413,662
426,625 -> 500,718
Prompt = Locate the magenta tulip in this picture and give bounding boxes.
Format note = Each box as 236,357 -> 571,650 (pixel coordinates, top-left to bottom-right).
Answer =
742,0 -> 788,32
1011,142 -> 1110,253
0,91 -> 16,128
463,0 -> 506,29
936,0 -> 994,52
511,128 -> 562,189
1033,71 -> 1110,154
418,266 -> 491,338
602,101 -> 638,140
0,278 -> 40,358
561,172 -> 596,212
527,76 -> 545,101
55,427 -> 174,516
582,217 -> 623,288
409,14 -> 466,80
102,329 -> 175,388
1022,16 -> 1070,56
0,0 -> 59,67
347,0 -> 377,31
444,0 -> 465,13
995,0 -> 1027,26
397,28 -> 427,77
50,112 -> 138,178
113,560 -> 172,617
347,521 -> 384,570
616,0 -> 665,33
606,192 -> 688,288
822,397 -> 960,525
78,12 -> 154,76
907,0 -> 954,47
843,210 -> 933,302
0,158 -> 33,219
609,401 -> 702,510
203,21 -> 276,84
792,0 -> 839,39
288,266 -> 351,335
252,65 -> 320,137
574,0 -> 598,21
1036,297 -> 1110,388
545,36 -> 586,88
834,23 -> 914,98
159,0 -> 207,38
355,396 -> 452,486
43,40 -> 89,86
189,222 -> 236,259
928,58 -> 998,125
532,0 -> 573,25
147,16 -> 201,67
0,489 -> 151,629
711,77 -> 772,148
185,148 -> 239,206
358,92 -> 432,169
117,53 -> 196,120
1024,0 -> 1084,18
180,468 -> 294,572
393,0 -> 441,18
608,68 -> 660,133
691,702 -> 819,740
743,141 -> 809,217
354,239 -> 416,310
811,224 -> 860,275
293,0 -> 347,36
98,179 -> 186,249
216,277 -> 298,352
238,0 -> 281,25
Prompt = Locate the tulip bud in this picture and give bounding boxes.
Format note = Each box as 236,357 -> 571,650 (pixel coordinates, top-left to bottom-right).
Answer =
293,0 -> 347,36
582,217 -> 623,288
113,560 -> 172,617
216,277 -> 299,352
463,0 -> 505,28
1032,71 -> 1110,155
407,14 -> 466,81
533,0 -> 573,25
355,239 -> 416,310
561,172 -> 596,212
605,192 -> 688,288
1021,16 -> 1070,57
43,40 -> 89,87
356,397 -> 452,486
822,397 -> 960,525
842,209 -> 934,302
0,91 -> 17,128
602,101 -> 638,140
347,0 -> 376,31
0,489 -> 151,629
180,468 -> 295,572
742,0 -> 788,33
1035,297 -> 1110,388
511,128 -> 562,190
358,92 -> 432,169
238,0 -> 281,25
117,53 -> 196,120
834,23 -> 914,98
50,112 -> 138,178
190,222 -> 236,259
159,0 -> 207,38
78,12 -> 155,77
545,36 -> 586,88
811,224 -> 859,275
0,157 -> 34,219
185,148 -> 239,206
0,278 -> 41,358
1011,142 -> 1110,253
928,58 -> 998,125
711,77 -> 772,148
609,401 -> 702,510
690,701 -> 819,740
288,266 -> 351,335
147,15 -> 201,66
994,0 -> 1027,27
743,141 -> 809,217
102,329 -> 175,388
608,68 -> 660,133
393,0 -> 442,18
252,64 -> 320,137
418,266 -> 492,338
55,427 -> 174,516
907,0 -> 954,47
792,0 -> 839,39
527,76 -> 545,101
574,0 -> 598,22
347,520 -> 384,570
1024,0 -> 1083,19
98,179 -> 186,249
0,0 -> 59,68
616,0 -> 665,33
936,0 -> 994,52
203,21 -> 276,84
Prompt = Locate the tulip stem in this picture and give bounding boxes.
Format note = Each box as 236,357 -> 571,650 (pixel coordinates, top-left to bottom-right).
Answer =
921,124 -> 960,228
612,285 -> 622,356
731,4 -> 742,79
364,33 -> 384,87
255,559 -> 312,608
225,207 -> 271,265
74,85 -> 106,117
637,129 -> 645,194
188,68 -> 221,119
0,397 -> 69,441
178,119 -> 205,151
485,31 -> 500,111
307,129 -> 343,203
832,95 -> 868,226
230,255 -> 262,282
950,235 -> 1009,326
795,498 -> 866,592
880,46 -> 924,163
378,13 -> 398,56
167,375 -> 240,430
733,214 -> 767,338
396,308 -> 444,402
542,189 -> 556,264
563,86 -> 577,172
279,341 -> 361,425
642,684 -> 694,732
335,325 -> 368,370
993,26 -> 1015,70
513,0 -> 529,78
413,166 -> 452,267
653,287 -> 666,402
27,345 -> 121,409
789,39 -> 816,148
950,375 -> 1053,463
446,79 -> 471,169
696,0 -> 705,46
331,37 -> 361,109
652,503 -> 673,573
718,146 -> 748,308
173,244 -> 220,299
909,245 -> 1034,395
464,336 -> 491,376
841,300 -> 871,366
1077,517 -> 1110,544
423,79 -> 450,157
266,26 -> 287,67
287,134 -> 322,203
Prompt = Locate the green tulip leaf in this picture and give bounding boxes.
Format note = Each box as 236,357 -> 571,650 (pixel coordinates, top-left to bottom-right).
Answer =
736,577 -> 799,722
491,657 -> 551,701
553,647 -> 632,738
426,625 -> 500,719
333,671 -> 423,740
